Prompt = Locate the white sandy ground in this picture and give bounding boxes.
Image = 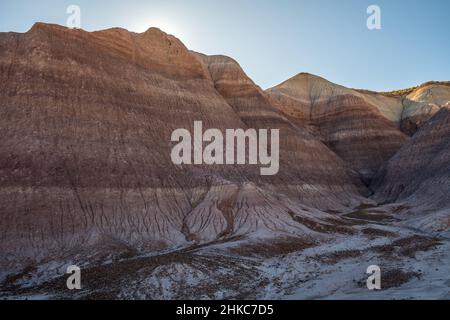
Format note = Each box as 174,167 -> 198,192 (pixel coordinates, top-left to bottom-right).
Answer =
127,214 -> 450,300
1,206 -> 449,300
260,236 -> 450,300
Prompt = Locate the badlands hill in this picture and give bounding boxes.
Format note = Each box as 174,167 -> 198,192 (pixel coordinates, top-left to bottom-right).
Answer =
267,74 -> 450,183
0,23 -> 367,266
267,73 -> 409,183
0,23 -> 449,299
373,108 -> 450,213
269,73 -> 450,130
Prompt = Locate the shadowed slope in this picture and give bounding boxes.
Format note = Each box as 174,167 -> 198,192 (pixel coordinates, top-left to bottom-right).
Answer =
372,108 -> 450,212
267,73 -> 409,183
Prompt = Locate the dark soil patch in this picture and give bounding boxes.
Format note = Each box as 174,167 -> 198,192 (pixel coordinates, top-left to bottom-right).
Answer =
1,263 -> 38,292
228,237 -> 316,258
314,250 -> 362,264
361,228 -> 397,239
289,212 -> 355,235
381,269 -> 421,289
358,269 -> 421,290
326,209 -> 343,214
326,216 -> 368,226
344,210 -> 396,222
392,205 -> 412,214
373,235 -> 442,258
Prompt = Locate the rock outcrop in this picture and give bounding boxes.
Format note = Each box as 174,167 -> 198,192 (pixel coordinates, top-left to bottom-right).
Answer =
399,83 -> 450,135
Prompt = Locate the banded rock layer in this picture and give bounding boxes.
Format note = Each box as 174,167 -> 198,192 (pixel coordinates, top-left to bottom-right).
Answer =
267,73 -> 409,183
373,108 -> 450,212
194,53 -> 369,196
0,24 -> 367,264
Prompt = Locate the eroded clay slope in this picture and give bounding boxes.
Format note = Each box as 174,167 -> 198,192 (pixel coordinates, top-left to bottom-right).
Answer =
0,24 -> 367,267
0,23 -> 242,260
194,53 -> 369,196
372,108 -> 450,213
267,73 -> 409,183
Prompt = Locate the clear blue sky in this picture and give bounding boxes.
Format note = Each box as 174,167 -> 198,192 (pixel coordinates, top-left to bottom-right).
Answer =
1,0 -> 449,91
